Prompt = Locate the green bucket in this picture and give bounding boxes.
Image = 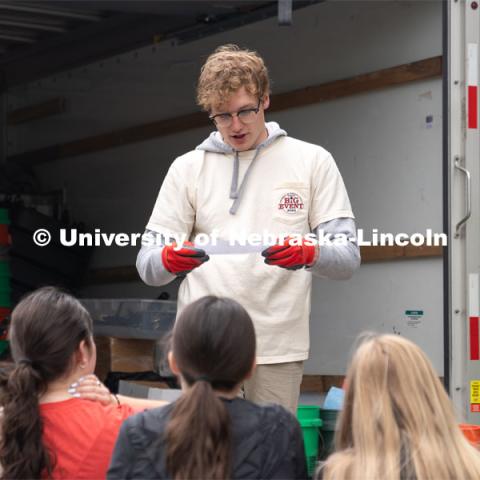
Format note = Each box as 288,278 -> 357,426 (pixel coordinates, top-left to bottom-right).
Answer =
0,291 -> 11,308
0,261 -> 10,273
0,261 -> 11,297
319,408 -> 339,460
0,260 -> 10,278
297,405 -> 323,477
0,340 -> 9,358
0,209 -> 9,225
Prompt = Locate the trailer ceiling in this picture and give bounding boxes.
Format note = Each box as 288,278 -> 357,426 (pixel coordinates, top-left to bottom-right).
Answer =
0,0 -> 319,89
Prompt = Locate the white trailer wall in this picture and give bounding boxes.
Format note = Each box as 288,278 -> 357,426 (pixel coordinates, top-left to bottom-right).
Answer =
7,0 -> 444,374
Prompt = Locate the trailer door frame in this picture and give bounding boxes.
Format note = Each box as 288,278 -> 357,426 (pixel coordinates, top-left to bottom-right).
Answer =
448,0 -> 480,424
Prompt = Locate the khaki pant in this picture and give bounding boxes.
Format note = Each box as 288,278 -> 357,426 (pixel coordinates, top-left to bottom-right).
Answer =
243,361 -> 304,414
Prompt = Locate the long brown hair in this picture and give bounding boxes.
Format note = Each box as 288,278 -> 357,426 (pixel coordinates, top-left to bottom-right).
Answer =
0,286 -> 93,479
321,333 -> 480,480
165,296 -> 256,480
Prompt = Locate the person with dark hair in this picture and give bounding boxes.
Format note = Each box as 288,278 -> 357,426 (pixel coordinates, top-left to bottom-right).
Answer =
108,296 -> 308,480
0,286 -> 167,480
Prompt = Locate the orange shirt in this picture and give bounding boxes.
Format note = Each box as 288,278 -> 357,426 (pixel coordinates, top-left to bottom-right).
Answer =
40,398 -> 136,479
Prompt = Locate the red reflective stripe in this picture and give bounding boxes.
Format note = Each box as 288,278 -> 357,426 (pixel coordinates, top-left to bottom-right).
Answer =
470,316 -> 480,360
468,86 -> 478,129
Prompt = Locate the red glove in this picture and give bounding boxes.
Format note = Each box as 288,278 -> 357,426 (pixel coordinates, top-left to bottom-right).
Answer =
261,236 -> 318,270
161,241 -> 209,276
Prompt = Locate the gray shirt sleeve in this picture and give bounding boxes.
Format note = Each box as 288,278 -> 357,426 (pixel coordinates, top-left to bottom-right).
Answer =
137,219 -> 360,286
307,217 -> 361,280
136,230 -> 175,286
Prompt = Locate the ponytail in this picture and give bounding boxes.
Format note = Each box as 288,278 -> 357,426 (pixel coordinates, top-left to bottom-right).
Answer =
0,286 -> 93,479
165,296 -> 256,480
0,364 -> 54,479
165,380 -> 231,480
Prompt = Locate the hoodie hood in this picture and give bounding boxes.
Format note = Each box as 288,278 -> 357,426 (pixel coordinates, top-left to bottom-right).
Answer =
196,121 -> 287,153
196,122 -> 287,215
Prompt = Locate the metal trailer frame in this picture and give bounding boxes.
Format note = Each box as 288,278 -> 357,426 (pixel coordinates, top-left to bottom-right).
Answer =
448,0 -> 480,423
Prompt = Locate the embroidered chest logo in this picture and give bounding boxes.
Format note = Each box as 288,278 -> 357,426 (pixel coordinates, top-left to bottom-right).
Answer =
278,192 -> 304,214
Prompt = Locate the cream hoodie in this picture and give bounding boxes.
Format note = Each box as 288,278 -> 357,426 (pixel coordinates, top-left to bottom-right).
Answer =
138,122 -> 359,363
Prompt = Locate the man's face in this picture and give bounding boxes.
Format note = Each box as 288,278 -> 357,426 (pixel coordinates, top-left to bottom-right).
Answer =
211,86 -> 270,151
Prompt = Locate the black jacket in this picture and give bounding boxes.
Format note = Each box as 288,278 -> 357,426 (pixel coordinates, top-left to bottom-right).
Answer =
108,397 -> 308,479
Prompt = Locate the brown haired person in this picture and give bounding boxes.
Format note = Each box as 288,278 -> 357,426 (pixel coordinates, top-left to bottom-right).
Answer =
0,286 -> 167,480
108,296 -> 307,480
318,334 -> 480,480
137,44 -> 360,413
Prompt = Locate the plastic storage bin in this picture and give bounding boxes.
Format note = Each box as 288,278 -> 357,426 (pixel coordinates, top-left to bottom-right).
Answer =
319,408 -> 338,460
80,299 -> 177,339
460,423 -> 480,449
297,404 -> 323,477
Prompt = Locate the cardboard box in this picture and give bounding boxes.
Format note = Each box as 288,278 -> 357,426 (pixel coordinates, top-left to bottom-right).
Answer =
94,336 -> 157,381
94,336 -> 111,382
110,337 -> 156,372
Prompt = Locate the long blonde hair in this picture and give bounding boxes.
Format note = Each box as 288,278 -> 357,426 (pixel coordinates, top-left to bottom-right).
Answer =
321,333 -> 480,480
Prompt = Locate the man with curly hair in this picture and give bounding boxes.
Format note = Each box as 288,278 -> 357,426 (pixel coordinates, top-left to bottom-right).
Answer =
137,44 -> 360,412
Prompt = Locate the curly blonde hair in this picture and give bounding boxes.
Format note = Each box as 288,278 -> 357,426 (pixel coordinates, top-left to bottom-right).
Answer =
196,44 -> 270,112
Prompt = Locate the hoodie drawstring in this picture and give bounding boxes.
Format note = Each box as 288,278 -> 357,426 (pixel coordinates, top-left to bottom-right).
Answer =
196,122 -> 287,216
229,151 -> 240,199
229,147 -> 262,215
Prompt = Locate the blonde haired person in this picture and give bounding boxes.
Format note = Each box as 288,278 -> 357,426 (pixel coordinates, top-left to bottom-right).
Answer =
318,334 -> 480,480
137,44 -> 359,413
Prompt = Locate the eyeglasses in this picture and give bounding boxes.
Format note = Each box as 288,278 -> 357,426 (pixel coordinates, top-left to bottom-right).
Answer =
209,99 -> 261,127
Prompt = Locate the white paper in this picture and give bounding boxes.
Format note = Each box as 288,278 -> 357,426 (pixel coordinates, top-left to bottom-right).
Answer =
195,239 -> 268,255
